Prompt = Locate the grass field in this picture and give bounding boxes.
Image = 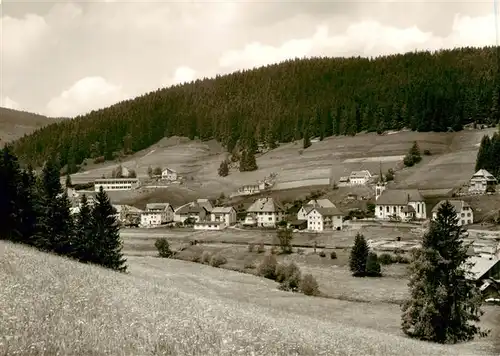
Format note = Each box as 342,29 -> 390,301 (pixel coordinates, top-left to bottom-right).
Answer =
1,241 -> 498,355
68,128 -> 496,206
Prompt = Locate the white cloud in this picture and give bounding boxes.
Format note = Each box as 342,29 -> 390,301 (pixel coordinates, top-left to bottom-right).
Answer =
1,14 -> 49,63
1,97 -> 21,110
219,14 -> 495,71
172,66 -> 197,85
46,77 -> 128,117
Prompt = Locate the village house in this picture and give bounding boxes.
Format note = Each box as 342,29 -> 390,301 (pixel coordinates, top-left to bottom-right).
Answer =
174,202 -> 208,223
211,207 -> 237,226
237,182 -> 266,196
140,203 -> 174,227
466,253 -> 500,299
348,170 -> 372,186
375,189 -> 426,221
245,197 -> 285,227
297,198 -> 336,220
307,206 -> 344,232
194,221 -> 226,231
468,169 -> 497,194
94,178 -> 140,192
431,200 -> 473,226
114,204 -> 143,226
161,168 -> 178,181
338,176 -> 350,187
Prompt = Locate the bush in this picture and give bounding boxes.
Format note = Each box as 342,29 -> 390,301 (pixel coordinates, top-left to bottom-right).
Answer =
378,253 -> 394,265
423,149 -> 431,156
330,251 -> 337,259
257,243 -> 265,253
248,243 -> 255,252
296,248 -> 305,255
155,238 -> 173,258
278,264 -> 302,292
209,254 -> 227,267
244,258 -> 256,269
366,252 -> 382,277
394,254 -> 410,264
257,255 -> 278,280
189,250 -> 202,263
201,251 -> 211,264
299,274 -> 320,296
318,250 -> 326,257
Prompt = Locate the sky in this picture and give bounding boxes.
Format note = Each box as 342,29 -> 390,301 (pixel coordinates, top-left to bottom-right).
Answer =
0,0 -> 498,118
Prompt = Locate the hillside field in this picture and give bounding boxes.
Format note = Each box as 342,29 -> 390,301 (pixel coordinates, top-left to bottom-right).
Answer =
69,128 -> 496,206
1,241 -> 499,355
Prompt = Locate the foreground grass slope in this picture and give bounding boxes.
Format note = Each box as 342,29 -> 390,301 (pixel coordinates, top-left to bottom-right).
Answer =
0,107 -> 65,143
1,241 -> 496,355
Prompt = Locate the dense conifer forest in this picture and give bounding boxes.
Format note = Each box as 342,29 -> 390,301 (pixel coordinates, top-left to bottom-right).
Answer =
12,46 -> 500,171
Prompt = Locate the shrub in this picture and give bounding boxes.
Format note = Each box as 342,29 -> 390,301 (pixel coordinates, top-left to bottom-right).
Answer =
330,251 -> 337,259
209,254 -> 227,267
423,149 -> 431,156
155,238 -> 173,258
248,243 -> 255,252
366,252 -> 382,277
257,243 -> 265,253
296,248 -> 305,255
378,253 -> 394,265
318,250 -> 326,257
244,258 -> 256,269
278,263 -> 302,292
257,255 -> 278,280
275,228 -> 293,253
270,246 -> 278,255
201,251 -> 211,264
189,250 -> 202,263
299,274 -> 320,296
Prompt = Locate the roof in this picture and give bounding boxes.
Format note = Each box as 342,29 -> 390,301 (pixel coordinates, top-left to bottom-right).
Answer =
162,168 -> 176,173
401,205 -> 415,213
94,178 -> 139,182
211,207 -> 235,214
289,219 -> 307,225
300,205 -> 315,215
247,198 -> 284,213
339,176 -> 349,182
376,189 -> 424,205
146,203 -> 172,211
431,200 -> 471,213
309,207 -> 343,217
175,203 -> 208,215
306,199 -> 335,208
349,170 -> 371,178
472,169 -> 496,180
196,200 -> 213,212
467,255 -> 500,280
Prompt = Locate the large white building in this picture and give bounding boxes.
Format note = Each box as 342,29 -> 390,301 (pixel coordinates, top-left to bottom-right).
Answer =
307,207 -> 344,232
140,203 -> 174,227
431,200 -> 473,226
94,178 -> 140,192
375,189 -> 426,221
245,197 -> 285,227
348,170 -> 372,185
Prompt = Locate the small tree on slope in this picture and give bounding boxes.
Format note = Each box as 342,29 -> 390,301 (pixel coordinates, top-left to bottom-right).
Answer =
349,233 -> 369,276
401,200 -> 488,343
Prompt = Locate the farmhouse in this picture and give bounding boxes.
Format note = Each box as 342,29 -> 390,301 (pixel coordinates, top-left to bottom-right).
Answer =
114,205 -> 143,226
431,200 -> 473,226
375,189 -> 426,221
211,207 -> 237,226
468,169 -> 497,194
140,203 -> 174,227
307,207 -> 344,232
246,197 -> 285,227
94,178 -> 140,192
174,202 -> 208,223
161,168 -> 178,181
467,254 -> 500,298
348,170 -> 372,185
194,221 -> 226,230
297,198 -> 336,220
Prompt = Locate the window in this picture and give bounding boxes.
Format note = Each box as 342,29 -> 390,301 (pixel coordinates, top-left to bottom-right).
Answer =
467,213 -> 471,217
461,220 -> 465,225
417,204 -> 420,213
379,206 -> 382,211
461,213 -> 465,217
393,207 -> 396,213
467,220 -> 471,224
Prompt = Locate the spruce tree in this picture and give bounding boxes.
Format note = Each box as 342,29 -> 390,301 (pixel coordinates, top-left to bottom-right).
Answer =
245,150 -> 258,171
92,186 -> 127,272
0,145 -> 22,242
475,135 -> 491,172
349,233 -> 369,276
239,151 -> 248,172
218,160 -> 229,177
366,252 -> 381,277
401,201 -> 488,343
65,173 -> 72,188
17,168 -> 38,245
303,126 -> 311,149
74,194 -> 95,263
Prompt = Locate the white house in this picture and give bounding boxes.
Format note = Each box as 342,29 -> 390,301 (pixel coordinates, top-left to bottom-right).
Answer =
246,197 -> 285,227
307,207 -> 344,232
140,203 -> 174,227
431,200 -> 473,226
174,202 -> 208,223
161,168 -> 178,181
297,198 -> 336,220
375,189 -> 426,221
211,207 -> 237,226
237,182 -> 265,195
468,169 -> 497,194
94,178 -> 140,192
348,170 -> 372,186
194,221 -> 226,231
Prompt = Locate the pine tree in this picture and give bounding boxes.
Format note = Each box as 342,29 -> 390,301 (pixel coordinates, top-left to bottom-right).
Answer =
475,135 -> 491,172
303,126 -> 311,149
401,201 -> 488,343
74,194 -> 95,263
239,151 -> 248,172
245,150 -> 258,171
92,186 -> 127,272
349,233 -> 369,276
218,160 -> 229,177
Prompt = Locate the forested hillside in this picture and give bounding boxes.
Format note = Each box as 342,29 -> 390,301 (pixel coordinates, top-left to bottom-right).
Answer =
12,46 -> 500,171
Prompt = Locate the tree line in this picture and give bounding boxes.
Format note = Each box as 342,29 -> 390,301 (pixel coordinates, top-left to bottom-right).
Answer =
0,145 -> 127,272
475,127 -> 500,179
12,46 -> 500,171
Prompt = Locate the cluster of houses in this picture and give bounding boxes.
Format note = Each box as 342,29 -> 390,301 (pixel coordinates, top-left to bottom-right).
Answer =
93,167 -> 179,192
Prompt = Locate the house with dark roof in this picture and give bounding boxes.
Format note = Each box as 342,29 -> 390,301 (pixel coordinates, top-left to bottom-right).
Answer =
375,189 -> 426,221
297,198 -> 336,220
468,169 -> 497,195
431,200 -> 473,226
245,197 -> 285,227
466,254 -> 500,298
307,206 -> 344,231
174,202 -> 208,223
